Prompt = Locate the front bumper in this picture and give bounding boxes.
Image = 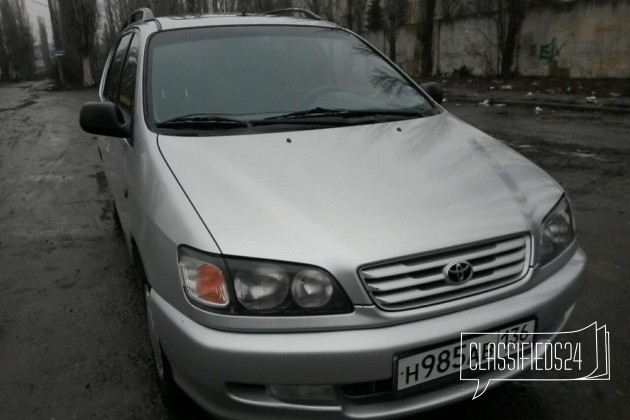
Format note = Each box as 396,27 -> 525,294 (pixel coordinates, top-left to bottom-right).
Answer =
151,248 -> 586,420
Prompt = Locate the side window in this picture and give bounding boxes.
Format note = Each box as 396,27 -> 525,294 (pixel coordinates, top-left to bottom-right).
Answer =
117,34 -> 140,119
103,33 -> 133,102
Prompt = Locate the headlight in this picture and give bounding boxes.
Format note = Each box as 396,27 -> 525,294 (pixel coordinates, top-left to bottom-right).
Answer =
178,247 -> 352,315
291,269 -> 334,308
540,196 -> 575,265
233,263 -> 290,311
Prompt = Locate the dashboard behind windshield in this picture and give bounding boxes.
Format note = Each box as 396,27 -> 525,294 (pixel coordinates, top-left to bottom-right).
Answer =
146,25 -> 435,127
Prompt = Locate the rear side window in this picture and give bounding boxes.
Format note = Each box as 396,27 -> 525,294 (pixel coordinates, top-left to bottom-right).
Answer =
118,35 -> 140,119
103,33 -> 133,102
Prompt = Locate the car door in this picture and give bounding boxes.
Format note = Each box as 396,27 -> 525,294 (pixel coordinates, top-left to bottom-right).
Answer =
99,31 -> 139,237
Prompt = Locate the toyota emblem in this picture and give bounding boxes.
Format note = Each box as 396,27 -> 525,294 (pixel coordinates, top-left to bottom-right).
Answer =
444,261 -> 474,284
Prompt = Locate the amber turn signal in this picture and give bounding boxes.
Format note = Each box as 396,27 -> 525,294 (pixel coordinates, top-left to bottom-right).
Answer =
195,264 -> 229,306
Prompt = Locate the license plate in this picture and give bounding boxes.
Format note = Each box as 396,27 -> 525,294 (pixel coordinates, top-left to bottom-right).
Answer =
395,319 -> 536,391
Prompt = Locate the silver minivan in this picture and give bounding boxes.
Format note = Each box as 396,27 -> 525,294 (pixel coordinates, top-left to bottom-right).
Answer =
80,8 -> 585,420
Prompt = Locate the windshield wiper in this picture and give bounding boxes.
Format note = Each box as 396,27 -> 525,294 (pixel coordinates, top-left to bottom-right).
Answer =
263,107 -> 347,120
262,107 -> 427,123
156,114 -> 250,129
156,108 -> 430,130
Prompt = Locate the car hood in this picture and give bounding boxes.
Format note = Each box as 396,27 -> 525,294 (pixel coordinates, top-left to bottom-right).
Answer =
158,112 -> 562,279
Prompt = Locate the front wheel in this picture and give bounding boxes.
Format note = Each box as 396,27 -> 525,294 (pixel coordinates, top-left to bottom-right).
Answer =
142,277 -> 179,399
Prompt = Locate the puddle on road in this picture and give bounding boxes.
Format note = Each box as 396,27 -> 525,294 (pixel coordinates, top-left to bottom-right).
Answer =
90,171 -> 113,221
513,143 -> 607,161
99,199 -> 113,221
25,174 -> 73,182
570,150 -> 597,158
90,171 -> 109,194
558,150 -> 609,161
0,96 -> 38,113
1,174 -> 75,185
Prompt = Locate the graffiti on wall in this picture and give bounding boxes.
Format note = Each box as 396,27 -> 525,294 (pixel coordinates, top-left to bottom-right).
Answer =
539,38 -> 565,61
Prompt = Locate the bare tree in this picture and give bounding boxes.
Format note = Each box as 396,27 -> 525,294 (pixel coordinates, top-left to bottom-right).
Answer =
47,0 -> 62,49
184,0 -> 209,13
302,0 -> 334,21
384,0 -> 408,62
102,0 -> 119,44
47,0 -> 67,86
0,0 -> 36,81
348,0 -> 367,33
102,0 -> 152,44
239,0 -> 276,13
499,0 -> 526,76
346,0 -> 353,30
38,16 -> 52,72
209,0 -> 246,13
463,20 -> 499,76
418,0 -> 435,77
151,0 -> 182,16
102,0 -> 148,43
438,0 -> 461,21
58,0 -> 99,86
0,4 -> 6,80
467,0 -> 529,77
366,0 -> 384,32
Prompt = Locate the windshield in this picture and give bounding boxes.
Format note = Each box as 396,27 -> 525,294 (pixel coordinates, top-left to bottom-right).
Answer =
146,25 -> 436,128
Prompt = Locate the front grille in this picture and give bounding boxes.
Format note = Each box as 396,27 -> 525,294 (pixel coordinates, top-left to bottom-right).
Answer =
359,234 -> 531,311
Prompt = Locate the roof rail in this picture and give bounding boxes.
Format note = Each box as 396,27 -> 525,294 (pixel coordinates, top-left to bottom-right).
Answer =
124,7 -> 155,27
265,8 -> 322,20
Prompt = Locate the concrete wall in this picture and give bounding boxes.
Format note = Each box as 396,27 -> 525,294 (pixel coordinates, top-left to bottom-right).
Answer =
436,16 -> 500,76
363,0 -> 630,78
517,1 -> 630,78
364,25 -> 420,74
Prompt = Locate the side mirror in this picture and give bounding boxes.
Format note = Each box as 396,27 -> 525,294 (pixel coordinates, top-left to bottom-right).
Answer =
80,102 -> 130,138
420,82 -> 443,104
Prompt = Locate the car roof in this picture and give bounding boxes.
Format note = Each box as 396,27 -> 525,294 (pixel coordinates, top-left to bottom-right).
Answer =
149,14 -> 339,31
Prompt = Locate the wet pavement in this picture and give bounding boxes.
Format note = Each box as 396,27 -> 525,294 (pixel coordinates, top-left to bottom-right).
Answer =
0,82 -> 168,419
0,82 -> 628,419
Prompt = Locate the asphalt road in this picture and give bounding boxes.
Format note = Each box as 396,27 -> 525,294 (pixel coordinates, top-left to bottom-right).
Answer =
0,82 -> 628,419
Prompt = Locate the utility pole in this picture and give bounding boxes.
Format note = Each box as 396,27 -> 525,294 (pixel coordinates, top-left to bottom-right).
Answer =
47,0 -> 65,88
